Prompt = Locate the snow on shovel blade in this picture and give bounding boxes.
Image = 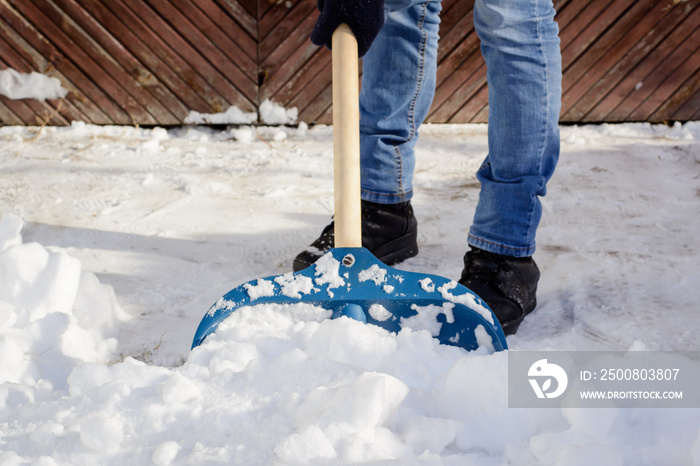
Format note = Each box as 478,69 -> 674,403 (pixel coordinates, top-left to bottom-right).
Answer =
192,247 -> 507,352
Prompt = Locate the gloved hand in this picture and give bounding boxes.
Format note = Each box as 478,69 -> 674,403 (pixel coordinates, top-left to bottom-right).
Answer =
310,0 -> 385,57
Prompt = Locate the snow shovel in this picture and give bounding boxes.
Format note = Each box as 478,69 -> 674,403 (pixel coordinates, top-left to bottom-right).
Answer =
191,25 -> 507,352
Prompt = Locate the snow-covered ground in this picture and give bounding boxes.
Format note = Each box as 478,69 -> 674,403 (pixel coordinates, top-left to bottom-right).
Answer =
0,120 -> 699,465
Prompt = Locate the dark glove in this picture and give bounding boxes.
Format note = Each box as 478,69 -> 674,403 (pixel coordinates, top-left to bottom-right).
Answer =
310,0 -> 385,57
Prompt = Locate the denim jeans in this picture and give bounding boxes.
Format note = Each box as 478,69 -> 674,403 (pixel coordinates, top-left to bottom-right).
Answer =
359,0 -> 562,257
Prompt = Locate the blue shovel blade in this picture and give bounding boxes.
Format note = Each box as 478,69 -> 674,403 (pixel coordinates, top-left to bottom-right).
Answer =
192,247 -> 507,352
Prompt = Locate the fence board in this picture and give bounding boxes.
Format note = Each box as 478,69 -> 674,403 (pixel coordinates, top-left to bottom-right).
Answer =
48,0 -> 180,124
0,0 -> 697,126
195,0 -> 257,60
634,36 -> 700,121
563,0 -> 683,120
214,0 -> 257,37
587,5 -> 700,121
144,0 -> 257,102
22,0 -> 159,125
0,2 -> 116,124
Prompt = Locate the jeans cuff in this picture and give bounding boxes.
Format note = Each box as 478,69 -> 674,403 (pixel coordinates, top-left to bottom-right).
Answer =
467,233 -> 536,258
361,189 -> 413,204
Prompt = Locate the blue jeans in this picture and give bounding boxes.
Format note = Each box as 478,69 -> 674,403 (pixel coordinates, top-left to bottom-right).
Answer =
359,0 -> 562,257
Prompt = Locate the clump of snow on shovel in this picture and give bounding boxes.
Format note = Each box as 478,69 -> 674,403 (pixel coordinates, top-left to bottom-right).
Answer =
438,281 -> 493,324
313,253 -> 345,297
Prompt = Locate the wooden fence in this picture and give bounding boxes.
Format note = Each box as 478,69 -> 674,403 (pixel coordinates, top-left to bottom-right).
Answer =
0,0 -> 698,126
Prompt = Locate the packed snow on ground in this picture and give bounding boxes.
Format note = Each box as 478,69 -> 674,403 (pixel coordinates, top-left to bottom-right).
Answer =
0,120 -> 699,465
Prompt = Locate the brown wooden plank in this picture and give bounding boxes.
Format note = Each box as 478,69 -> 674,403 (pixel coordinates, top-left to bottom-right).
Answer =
0,45 -> 55,125
1,0 -> 698,126
554,0 -> 595,47
0,7 -> 102,125
0,2 -> 116,124
136,0 -> 256,109
566,0 -> 696,122
214,0 -> 257,38
259,0 -> 295,42
10,0 -> 143,124
193,0 -> 257,60
269,48 -> 329,106
114,0 -> 242,112
257,0 -> 277,25
26,99 -> 71,125
448,81 -> 488,123
561,0 -> 659,119
437,1 -> 474,61
560,0 -> 637,80
298,81 -> 332,124
75,0 -> 217,114
0,64 -> 70,127
286,55 -> 331,115
0,27 -> 89,124
439,0 -> 461,19
557,0 -> 600,64
690,86 -> 700,120
0,93 -> 45,126
0,99 -> 27,126
617,26 -> 700,121
49,0 -> 180,124
643,45 -> 700,121
553,0 -> 571,12
669,69 -> 700,121
0,63 -> 69,126
52,0 -> 187,123
436,27 -> 480,89
317,104 -> 333,125
471,100 -> 489,123
259,0 -> 317,61
430,50 -> 486,123
585,4 -> 700,122
155,0 -> 258,84
25,0 -> 163,125
259,13 -> 319,102
436,10 -> 476,67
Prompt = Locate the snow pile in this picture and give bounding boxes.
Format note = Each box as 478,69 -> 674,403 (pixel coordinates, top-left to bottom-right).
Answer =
260,99 -> 298,125
0,214 -> 128,389
0,68 -> 68,101
0,121 -> 699,464
2,280 -> 700,464
184,106 -> 257,125
183,99 -> 297,126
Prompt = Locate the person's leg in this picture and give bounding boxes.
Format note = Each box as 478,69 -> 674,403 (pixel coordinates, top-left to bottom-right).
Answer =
294,0 -> 442,271
359,0 -> 442,204
461,0 -> 562,335
468,0 -> 562,257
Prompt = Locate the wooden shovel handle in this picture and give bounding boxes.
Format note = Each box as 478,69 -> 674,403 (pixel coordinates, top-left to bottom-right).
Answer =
332,24 -> 362,248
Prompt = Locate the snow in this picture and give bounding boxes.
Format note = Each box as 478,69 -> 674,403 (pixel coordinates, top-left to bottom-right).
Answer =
359,264 -> 388,286
0,68 -> 68,101
0,120 -> 699,464
184,106 -> 257,125
183,100 -> 298,126
259,99 -> 298,125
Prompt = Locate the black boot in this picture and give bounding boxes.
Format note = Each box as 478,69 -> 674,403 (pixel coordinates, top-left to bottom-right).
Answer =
458,248 -> 540,335
293,200 -> 418,272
